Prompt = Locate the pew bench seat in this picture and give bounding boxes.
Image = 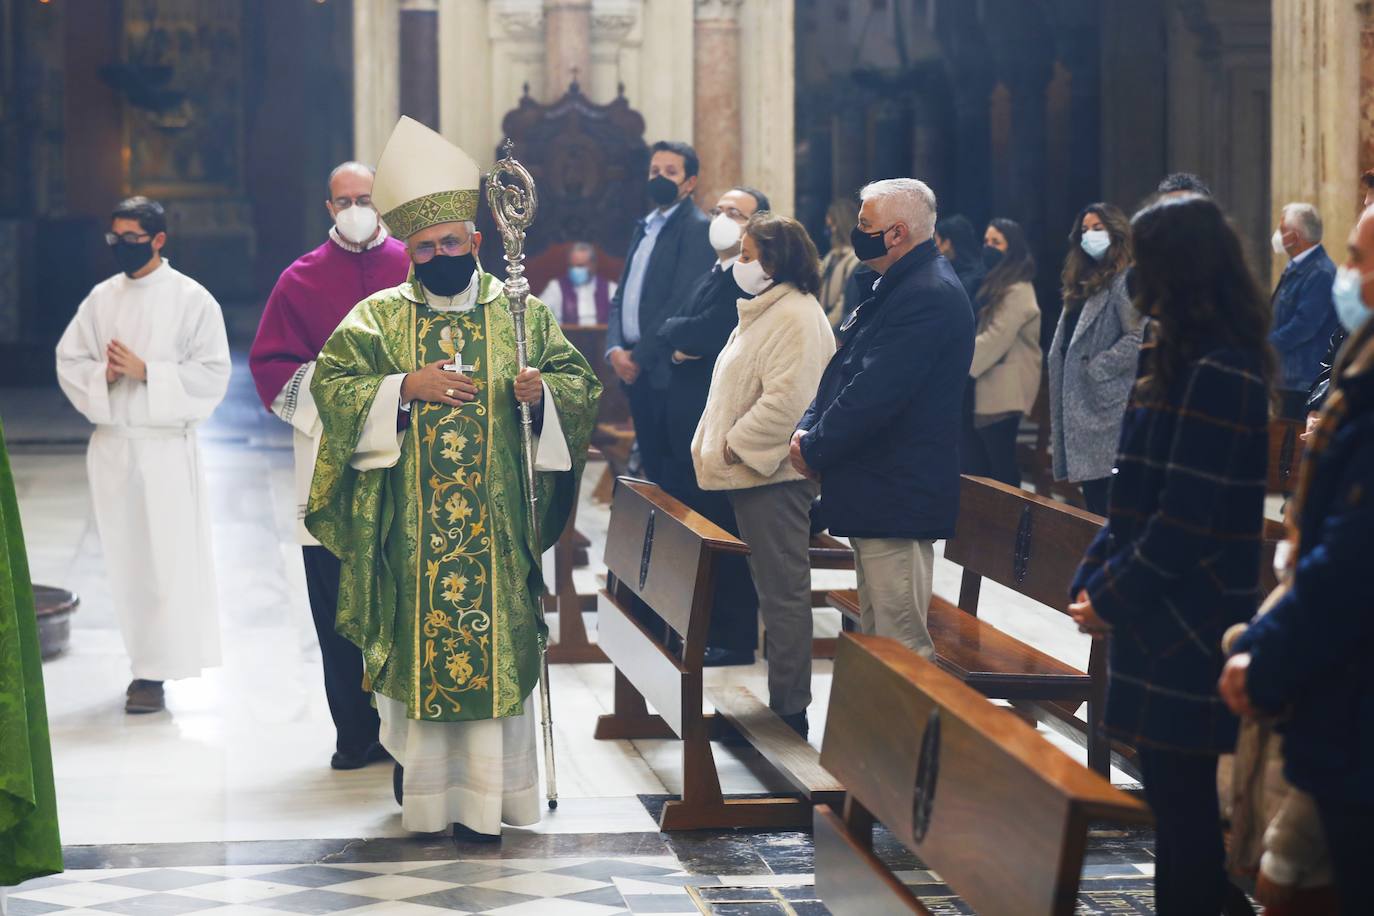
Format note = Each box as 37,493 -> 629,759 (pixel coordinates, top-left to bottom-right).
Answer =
706,685 -> 844,807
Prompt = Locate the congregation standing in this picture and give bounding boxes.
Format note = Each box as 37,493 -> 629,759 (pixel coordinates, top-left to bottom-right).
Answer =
7,105 -> 1370,914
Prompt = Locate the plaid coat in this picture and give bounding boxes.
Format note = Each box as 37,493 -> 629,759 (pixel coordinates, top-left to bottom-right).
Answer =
1071,344 -> 1270,753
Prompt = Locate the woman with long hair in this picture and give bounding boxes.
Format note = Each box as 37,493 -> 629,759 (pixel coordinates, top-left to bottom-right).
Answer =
1068,194 -> 1273,916
1049,203 -> 1145,515
961,218 -> 1040,486
818,197 -> 862,329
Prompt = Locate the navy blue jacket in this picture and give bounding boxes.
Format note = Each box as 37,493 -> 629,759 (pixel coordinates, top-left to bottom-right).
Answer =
797,241 -> 974,540
1072,344 -> 1270,754
1234,328 -> 1374,804
1270,246 -> 1338,392
606,202 -> 715,390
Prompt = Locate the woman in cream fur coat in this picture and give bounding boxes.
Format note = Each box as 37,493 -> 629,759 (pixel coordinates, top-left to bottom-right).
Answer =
692,212 -> 835,737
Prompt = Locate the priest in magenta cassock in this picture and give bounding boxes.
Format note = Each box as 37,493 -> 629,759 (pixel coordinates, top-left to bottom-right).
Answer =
248,161 -> 410,772
306,117 -> 601,839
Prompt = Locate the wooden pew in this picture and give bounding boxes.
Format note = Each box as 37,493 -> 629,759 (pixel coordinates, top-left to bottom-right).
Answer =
816,633 -> 1151,916
1267,417 -> 1305,497
594,477 -> 843,830
828,476 -> 1114,773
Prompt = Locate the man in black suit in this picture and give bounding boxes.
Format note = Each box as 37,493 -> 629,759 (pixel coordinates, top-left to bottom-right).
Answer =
657,186 -> 770,665
606,141 -> 716,483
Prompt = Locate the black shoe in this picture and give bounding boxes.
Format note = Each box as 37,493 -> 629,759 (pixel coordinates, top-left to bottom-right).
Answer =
702,647 -> 754,667
125,679 -> 165,714
331,741 -> 387,771
452,822 -> 501,844
393,763 -> 404,806
779,711 -> 809,740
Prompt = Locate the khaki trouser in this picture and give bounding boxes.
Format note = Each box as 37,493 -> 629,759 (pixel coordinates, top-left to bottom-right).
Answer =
729,480 -> 819,716
852,537 -> 936,658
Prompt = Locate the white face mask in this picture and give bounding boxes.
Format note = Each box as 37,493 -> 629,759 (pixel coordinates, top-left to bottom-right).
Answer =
732,257 -> 773,296
336,205 -> 379,245
1080,229 -> 1111,261
709,213 -> 743,252
1271,228 -> 1287,256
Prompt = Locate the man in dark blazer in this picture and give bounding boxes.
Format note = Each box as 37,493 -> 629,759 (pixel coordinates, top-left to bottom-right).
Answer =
656,185 -> 769,665
1270,202 -> 1338,418
791,178 -> 974,659
606,141 -> 716,483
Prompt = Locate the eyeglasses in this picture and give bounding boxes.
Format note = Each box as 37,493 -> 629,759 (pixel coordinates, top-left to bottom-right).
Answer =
105,232 -> 152,246
411,235 -> 470,264
331,195 -> 372,210
709,206 -> 749,221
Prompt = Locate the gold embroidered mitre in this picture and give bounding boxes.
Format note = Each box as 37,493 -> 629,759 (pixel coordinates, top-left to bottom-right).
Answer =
372,116 -> 481,240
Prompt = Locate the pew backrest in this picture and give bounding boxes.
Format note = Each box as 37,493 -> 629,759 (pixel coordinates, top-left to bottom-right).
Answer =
818,634 -> 1151,916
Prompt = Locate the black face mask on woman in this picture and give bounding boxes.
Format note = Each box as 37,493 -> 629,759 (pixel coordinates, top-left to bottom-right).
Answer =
646,175 -> 680,207
112,240 -> 154,278
982,244 -> 1005,270
414,251 -> 476,297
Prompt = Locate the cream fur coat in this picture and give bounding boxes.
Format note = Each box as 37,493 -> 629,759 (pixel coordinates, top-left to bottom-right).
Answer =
692,282 -> 835,490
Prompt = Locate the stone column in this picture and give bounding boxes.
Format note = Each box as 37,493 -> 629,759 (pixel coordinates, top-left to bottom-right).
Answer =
544,0 -> 591,100
399,0 -> 440,128
1361,3 -> 1374,176
1270,0 -> 1361,282
693,0 -> 744,207
353,0 -> 400,162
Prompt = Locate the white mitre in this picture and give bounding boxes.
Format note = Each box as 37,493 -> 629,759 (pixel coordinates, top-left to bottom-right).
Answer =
372,116 -> 482,240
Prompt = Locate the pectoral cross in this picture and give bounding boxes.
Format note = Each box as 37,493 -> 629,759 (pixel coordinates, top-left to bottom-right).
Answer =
445,359 -> 477,376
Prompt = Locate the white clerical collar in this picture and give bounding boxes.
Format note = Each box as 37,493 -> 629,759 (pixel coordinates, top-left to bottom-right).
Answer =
422,270 -> 479,312
123,258 -> 172,285
329,224 -> 391,254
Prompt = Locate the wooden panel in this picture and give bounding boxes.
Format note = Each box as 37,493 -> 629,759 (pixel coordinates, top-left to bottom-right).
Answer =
708,685 -> 843,802
821,634 -> 1150,916
943,476 -> 1101,613
562,323 -> 629,427
814,806 -> 928,916
927,597 -> 1089,698
602,478 -> 747,639
597,590 -> 687,736
1267,418 -> 1306,496
809,533 -> 855,570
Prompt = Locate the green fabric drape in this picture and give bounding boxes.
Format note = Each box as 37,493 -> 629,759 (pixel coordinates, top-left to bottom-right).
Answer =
0,417 -> 62,885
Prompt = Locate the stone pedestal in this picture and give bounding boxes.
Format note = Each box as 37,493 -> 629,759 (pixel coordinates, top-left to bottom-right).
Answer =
693,0 -> 744,207
545,0 -> 592,101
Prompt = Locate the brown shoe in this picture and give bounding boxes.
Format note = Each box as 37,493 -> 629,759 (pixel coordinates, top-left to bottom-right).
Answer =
125,679 -> 165,714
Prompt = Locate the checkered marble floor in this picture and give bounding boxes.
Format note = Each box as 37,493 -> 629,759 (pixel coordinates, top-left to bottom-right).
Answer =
5,857 -> 694,915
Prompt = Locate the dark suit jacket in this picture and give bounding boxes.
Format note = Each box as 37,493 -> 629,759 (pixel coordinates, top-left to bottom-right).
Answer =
798,241 -> 975,540
606,201 -> 715,389
658,263 -> 747,459
1271,246 -> 1338,391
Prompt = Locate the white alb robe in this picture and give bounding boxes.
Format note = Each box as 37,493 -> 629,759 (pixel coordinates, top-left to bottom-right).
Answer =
55,259 -> 231,681
355,273 -> 568,834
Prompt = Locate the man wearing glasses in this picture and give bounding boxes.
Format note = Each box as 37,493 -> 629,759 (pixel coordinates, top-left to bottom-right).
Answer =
249,162 -> 410,770
306,118 -> 600,839
55,196 -> 232,714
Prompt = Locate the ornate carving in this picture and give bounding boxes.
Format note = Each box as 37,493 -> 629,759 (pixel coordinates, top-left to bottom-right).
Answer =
490,0 -> 545,41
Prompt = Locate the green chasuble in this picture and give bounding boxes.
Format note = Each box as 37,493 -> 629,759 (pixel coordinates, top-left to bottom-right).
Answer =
0,417 -> 63,885
307,271 -> 601,723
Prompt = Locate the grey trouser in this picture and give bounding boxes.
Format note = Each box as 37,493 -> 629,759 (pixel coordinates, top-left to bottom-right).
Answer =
852,537 -> 936,658
729,480 -> 819,716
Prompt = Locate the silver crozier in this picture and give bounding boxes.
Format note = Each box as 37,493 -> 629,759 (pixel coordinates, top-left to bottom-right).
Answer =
485,139 -> 559,811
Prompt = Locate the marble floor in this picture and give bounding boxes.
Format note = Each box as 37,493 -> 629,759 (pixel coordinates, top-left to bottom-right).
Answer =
1,305 -> 1161,913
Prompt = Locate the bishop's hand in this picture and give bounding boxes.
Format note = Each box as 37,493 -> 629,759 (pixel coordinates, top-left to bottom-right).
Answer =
403,358 -> 476,408
514,367 -> 543,405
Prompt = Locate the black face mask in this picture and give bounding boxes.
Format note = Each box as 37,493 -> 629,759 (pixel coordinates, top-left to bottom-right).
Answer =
647,175 -> 680,207
850,224 -> 889,262
982,244 -> 1005,270
112,241 -> 154,278
415,252 -> 476,297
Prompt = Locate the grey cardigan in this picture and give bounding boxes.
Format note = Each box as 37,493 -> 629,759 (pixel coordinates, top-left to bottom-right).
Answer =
1048,270 -> 1146,482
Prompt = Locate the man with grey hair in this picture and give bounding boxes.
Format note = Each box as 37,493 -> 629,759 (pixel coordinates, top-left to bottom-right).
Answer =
1271,201 -> 1338,416
791,177 -> 974,658
248,158 -> 411,769
536,241 -> 617,325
